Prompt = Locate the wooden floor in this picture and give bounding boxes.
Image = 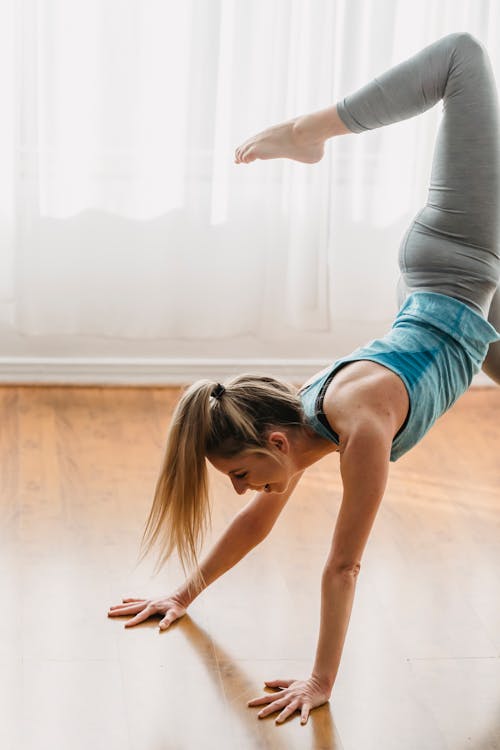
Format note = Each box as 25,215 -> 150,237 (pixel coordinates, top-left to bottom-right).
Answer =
1,385 -> 499,750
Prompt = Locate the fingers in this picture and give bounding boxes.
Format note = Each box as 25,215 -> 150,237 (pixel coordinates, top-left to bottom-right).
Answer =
159,613 -> 176,631
123,604 -> 154,628
265,679 -> 293,688
247,678 -> 307,725
248,691 -> 285,707
108,604 -> 144,614
108,597 -> 154,627
248,690 -> 311,725
257,697 -> 290,719
108,598 -> 146,610
247,695 -> 270,706
107,602 -> 147,617
108,596 -> 186,631
276,699 -> 301,724
301,703 -> 311,725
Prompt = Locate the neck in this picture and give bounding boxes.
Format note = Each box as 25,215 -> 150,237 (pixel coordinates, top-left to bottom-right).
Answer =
291,426 -> 338,473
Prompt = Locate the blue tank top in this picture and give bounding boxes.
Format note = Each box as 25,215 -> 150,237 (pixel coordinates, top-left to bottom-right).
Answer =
298,291 -> 500,462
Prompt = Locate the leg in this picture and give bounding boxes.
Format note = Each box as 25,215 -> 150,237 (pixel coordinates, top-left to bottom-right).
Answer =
336,33 -> 500,381
235,34 -> 500,381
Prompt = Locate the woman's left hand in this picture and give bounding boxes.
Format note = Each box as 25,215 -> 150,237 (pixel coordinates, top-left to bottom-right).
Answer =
247,675 -> 331,725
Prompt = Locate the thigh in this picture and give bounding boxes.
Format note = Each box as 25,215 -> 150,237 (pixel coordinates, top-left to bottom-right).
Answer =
398,221 -> 498,316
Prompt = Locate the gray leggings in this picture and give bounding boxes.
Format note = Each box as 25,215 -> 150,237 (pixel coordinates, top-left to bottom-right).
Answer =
336,33 -> 500,383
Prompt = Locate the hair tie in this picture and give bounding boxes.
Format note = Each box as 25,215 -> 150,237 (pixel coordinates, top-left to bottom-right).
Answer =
211,383 -> 226,400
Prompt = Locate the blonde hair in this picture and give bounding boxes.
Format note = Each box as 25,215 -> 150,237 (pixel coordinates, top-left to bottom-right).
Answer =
137,373 -> 307,598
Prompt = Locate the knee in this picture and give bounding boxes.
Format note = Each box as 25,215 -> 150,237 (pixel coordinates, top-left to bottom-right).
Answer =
448,31 -> 487,63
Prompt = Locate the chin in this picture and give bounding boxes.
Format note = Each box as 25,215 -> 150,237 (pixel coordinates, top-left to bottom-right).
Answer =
274,482 -> 288,494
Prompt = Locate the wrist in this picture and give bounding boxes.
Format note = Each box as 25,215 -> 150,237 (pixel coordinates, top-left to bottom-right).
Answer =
310,672 -> 334,696
175,574 -> 209,608
174,585 -> 196,609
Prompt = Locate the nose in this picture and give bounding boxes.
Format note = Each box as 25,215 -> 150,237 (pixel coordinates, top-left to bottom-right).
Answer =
231,477 -> 249,495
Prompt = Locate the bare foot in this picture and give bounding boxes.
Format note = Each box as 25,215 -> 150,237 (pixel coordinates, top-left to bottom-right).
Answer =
234,116 -> 325,165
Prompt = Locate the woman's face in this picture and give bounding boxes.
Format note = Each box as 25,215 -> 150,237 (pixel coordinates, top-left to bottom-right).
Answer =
208,433 -> 293,495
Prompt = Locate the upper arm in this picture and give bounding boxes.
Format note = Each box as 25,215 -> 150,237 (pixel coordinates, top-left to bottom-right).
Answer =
325,422 -> 392,573
239,470 -> 305,538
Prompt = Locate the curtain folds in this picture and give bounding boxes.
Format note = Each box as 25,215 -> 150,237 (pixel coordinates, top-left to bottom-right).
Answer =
1,0 -> 499,346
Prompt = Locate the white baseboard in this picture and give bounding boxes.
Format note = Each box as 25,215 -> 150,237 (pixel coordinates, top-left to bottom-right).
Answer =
0,357 -> 332,386
0,357 -> 496,387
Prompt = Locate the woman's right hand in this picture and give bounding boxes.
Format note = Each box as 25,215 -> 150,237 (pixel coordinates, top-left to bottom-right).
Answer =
107,593 -> 188,629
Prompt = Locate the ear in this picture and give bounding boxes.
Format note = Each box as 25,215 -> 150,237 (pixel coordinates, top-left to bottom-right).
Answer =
268,431 -> 288,452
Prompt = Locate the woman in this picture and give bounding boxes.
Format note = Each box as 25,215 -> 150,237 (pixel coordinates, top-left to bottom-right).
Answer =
109,33 -> 500,725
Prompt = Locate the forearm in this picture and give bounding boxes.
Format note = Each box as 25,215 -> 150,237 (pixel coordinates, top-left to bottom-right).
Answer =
311,568 -> 358,693
310,425 -> 390,690
174,511 -> 265,607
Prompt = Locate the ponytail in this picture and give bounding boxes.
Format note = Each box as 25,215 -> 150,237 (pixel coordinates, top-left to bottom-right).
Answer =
138,374 -> 306,597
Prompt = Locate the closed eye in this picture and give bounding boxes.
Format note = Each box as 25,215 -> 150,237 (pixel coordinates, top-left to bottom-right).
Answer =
235,473 -> 247,479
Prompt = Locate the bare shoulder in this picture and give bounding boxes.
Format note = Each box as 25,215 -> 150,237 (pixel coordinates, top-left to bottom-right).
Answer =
323,360 -> 409,442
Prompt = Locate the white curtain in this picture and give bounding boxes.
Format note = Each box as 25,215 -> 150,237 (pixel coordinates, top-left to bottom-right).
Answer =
1,0 -> 499,359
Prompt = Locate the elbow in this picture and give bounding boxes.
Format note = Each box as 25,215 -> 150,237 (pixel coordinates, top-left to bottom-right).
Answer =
323,561 -> 361,580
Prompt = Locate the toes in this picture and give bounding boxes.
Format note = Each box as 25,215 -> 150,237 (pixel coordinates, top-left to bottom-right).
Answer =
235,142 -> 259,164
235,143 -> 250,163
246,147 -> 258,163
241,146 -> 257,163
